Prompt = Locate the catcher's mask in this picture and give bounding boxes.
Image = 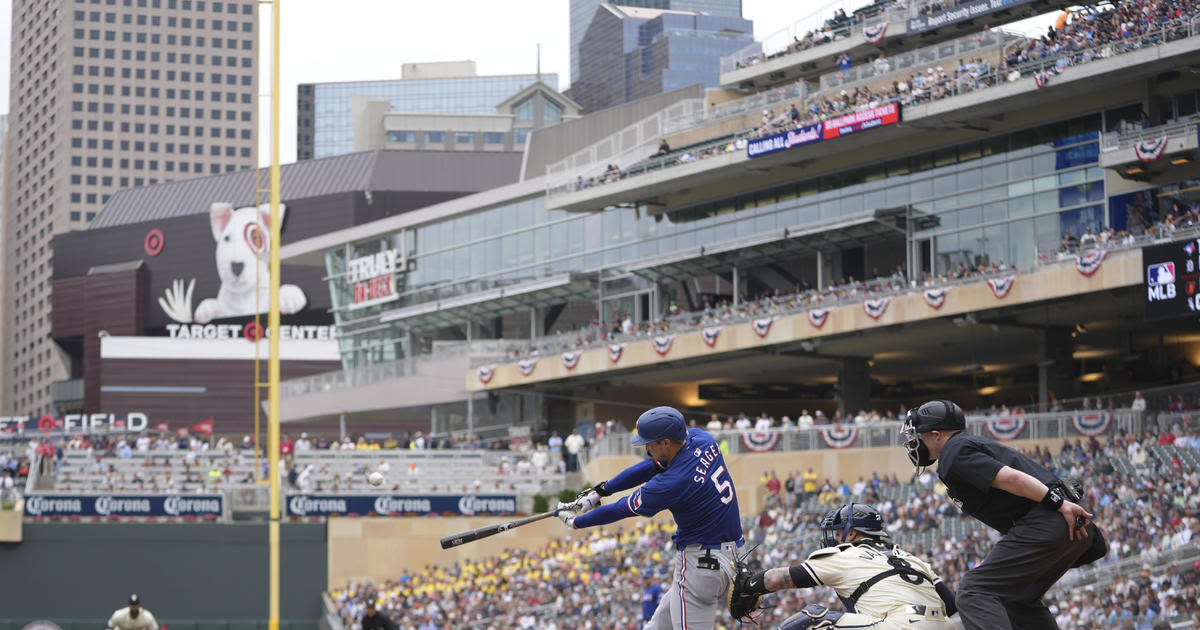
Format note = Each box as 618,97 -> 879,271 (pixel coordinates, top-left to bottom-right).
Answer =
820,503 -> 888,548
901,400 -> 965,467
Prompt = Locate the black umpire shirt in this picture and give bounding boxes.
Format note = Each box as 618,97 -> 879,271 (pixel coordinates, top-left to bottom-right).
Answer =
936,431 -> 1058,534
361,611 -> 398,630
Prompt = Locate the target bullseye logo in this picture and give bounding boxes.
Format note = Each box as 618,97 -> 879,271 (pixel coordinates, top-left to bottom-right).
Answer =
144,228 -> 165,256
38,415 -> 56,433
242,322 -> 264,341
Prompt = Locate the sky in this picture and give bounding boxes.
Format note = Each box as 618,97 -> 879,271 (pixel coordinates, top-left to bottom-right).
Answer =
0,0 -> 1056,167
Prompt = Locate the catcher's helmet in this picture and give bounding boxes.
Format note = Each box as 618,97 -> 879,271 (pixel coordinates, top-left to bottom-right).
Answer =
821,503 -> 889,548
631,406 -> 688,445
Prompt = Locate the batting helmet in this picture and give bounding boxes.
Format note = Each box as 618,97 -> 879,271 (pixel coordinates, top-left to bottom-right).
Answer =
904,400 -> 966,433
821,503 -> 889,548
631,406 -> 688,445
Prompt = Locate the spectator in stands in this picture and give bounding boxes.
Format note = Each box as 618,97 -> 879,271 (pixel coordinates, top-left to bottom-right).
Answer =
564,430 -> 585,472
295,432 -> 312,451
656,139 -> 671,156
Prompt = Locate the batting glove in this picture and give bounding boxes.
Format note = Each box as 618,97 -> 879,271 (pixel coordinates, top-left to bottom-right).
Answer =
575,490 -> 602,514
558,509 -> 579,529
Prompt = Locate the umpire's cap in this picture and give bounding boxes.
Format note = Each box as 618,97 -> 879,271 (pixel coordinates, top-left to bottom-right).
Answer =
128,594 -> 141,606
631,406 -> 687,445
908,399 -> 966,433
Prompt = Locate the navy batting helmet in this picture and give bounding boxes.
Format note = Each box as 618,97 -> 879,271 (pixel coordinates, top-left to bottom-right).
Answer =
631,406 -> 687,445
821,503 -> 889,548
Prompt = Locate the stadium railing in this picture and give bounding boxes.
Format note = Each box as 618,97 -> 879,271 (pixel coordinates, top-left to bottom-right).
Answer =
496,266 -> 1016,363
720,0 -> 908,74
817,28 -> 1006,93
1103,114 -> 1200,151
589,409 -> 1147,458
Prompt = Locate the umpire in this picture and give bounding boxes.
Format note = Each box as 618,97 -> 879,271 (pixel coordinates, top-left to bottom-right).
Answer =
901,400 -> 1106,630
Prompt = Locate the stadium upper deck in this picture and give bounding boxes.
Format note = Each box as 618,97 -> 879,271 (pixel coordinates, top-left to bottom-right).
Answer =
718,0 -> 1076,90
277,0 -> 1200,436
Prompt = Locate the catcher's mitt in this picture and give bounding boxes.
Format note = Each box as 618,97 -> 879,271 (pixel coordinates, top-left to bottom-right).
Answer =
728,547 -> 770,623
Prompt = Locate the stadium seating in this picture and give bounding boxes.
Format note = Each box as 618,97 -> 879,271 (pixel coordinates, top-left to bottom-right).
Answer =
328,424 -> 1200,629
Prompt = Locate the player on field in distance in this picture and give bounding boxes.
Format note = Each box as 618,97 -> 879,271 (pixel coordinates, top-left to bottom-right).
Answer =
729,503 -> 956,629
557,406 -> 744,629
107,594 -> 158,630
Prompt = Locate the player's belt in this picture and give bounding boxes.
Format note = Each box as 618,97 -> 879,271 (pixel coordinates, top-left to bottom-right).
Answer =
680,539 -> 745,551
904,605 -> 947,619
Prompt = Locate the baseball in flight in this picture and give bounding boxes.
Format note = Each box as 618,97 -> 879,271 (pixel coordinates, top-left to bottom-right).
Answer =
368,471 -> 385,487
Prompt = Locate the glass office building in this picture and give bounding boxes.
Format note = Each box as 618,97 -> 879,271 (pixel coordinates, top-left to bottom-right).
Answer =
570,0 -> 743,83
573,5 -> 752,112
298,74 -> 557,159
324,112 -> 1110,371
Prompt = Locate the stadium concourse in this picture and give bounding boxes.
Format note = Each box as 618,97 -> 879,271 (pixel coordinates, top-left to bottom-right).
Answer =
329,422 -> 1200,630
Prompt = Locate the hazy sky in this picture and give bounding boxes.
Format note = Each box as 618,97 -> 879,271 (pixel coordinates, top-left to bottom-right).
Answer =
0,0 -> 1054,166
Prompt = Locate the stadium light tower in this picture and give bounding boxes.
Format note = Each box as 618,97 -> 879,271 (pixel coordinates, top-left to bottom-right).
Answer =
265,1 -> 283,629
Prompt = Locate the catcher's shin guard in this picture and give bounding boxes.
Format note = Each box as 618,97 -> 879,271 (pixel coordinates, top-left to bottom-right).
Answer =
779,605 -> 843,630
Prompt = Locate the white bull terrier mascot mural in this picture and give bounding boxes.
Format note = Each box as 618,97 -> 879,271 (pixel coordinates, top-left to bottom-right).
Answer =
159,202 -> 307,324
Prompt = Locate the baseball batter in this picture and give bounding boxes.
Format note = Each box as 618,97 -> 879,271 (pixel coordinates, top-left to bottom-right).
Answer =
730,504 -> 956,629
558,406 -> 744,629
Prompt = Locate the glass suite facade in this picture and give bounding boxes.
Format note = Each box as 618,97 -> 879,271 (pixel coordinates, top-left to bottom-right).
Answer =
326,113 -> 1108,370
308,74 -> 557,159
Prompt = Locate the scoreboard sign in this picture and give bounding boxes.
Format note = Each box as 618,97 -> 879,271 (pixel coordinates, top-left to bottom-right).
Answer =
347,248 -> 403,310
1144,239 -> 1200,320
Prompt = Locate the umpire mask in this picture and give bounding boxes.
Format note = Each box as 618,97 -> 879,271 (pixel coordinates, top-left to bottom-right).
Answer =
901,411 -> 935,467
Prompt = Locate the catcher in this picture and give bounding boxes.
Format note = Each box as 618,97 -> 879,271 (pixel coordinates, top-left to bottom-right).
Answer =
729,503 -> 957,629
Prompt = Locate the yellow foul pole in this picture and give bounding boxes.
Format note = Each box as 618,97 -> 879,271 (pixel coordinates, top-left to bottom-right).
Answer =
267,0 -> 282,629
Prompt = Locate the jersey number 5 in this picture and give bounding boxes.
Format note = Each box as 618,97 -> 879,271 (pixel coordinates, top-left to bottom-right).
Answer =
710,465 -> 735,505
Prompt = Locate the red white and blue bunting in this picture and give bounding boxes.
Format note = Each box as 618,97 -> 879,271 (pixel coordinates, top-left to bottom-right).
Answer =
476,365 -> 496,385
701,326 -> 722,347
863,297 -> 890,320
808,308 -> 830,329
987,275 -> 1016,298
608,343 -> 626,363
517,358 -> 539,376
740,430 -> 782,453
985,416 -> 1027,441
923,288 -> 949,309
1072,411 -> 1111,437
561,351 -> 581,370
1034,70 -> 1055,89
820,425 -> 859,449
1074,250 -> 1108,277
863,23 -> 887,45
1134,136 -> 1169,163
752,317 -> 776,338
652,335 -> 675,356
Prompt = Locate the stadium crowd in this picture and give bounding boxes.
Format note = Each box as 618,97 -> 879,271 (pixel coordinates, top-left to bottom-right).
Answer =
571,0 -> 1200,197
731,0 -> 903,70
330,422 -> 1200,630
505,261 -> 1015,360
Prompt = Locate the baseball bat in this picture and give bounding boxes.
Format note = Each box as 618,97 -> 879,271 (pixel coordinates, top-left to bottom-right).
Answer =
440,508 -> 562,549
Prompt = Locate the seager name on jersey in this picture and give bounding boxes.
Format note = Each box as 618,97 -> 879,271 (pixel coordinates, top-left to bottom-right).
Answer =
692,443 -> 721,483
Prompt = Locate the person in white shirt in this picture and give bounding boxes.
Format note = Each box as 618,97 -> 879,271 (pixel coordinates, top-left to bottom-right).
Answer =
563,431 -> 585,472
297,465 -> 314,494
705,415 -> 724,432
1131,392 -> 1147,412
797,410 -> 814,429
135,433 -> 151,452
734,415 -> 753,431
754,414 -> 773,432
108,594 -> 158,630
294,432 -> 312,451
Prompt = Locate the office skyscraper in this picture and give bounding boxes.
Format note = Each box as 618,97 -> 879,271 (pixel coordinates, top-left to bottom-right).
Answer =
296,61 -> 558,160
572,4 -> 752,113
4,0 -> 258,415
569,0 -> 742,84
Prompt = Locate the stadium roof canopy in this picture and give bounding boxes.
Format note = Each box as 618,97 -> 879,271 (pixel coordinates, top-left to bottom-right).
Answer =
91,150 -> 522,229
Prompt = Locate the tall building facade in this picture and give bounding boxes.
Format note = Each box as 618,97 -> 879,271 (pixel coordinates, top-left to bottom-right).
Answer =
296,61 -> 558,160
572,4 -> 752,113
4,0 -> 259,415
569,0 -> 742,84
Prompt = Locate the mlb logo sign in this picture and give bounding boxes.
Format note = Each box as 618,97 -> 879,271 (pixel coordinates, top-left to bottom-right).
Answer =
1147,262 -> 1175,286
